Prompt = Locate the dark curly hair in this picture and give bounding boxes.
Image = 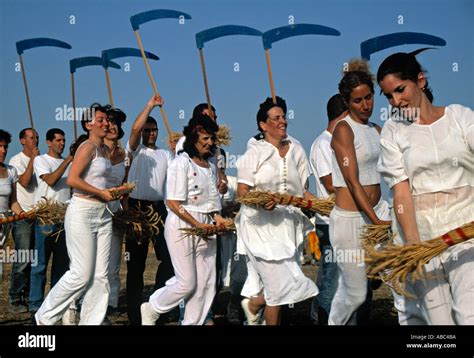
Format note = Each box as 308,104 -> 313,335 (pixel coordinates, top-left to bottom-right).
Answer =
256,96 -> 287,132
181,114 -> 219,159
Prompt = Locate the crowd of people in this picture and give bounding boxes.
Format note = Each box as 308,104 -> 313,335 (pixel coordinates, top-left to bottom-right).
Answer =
0,51 -> 472,325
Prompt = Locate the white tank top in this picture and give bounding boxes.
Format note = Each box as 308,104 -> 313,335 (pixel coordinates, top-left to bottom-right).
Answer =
74,141 -> 112,196
332,115 -> 381,187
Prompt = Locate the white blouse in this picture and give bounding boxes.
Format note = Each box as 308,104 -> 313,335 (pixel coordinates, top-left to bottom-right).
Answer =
237,139 -> 309,195
166,152 -> 221,213
378,104 -> 474,195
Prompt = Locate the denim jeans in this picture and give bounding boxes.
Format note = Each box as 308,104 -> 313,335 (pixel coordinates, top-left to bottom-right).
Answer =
29,223 -> 69,312
9,220 -> 35,304
311,224 -> 338,322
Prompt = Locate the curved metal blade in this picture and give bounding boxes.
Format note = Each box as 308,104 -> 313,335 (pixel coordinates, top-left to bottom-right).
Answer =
16,37 -> 72,55
262,24 -> 340,49
360,32 -> 447,60
196,25 -> 262,49
70,56 -> 121,73
101,47 -> 159,68
130,9 -> 192,31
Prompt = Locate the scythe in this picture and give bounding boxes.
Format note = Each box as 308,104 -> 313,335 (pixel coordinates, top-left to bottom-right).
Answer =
16,37 -> 72,128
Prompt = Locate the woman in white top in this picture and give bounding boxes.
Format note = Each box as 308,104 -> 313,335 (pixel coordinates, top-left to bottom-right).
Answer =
329,61 -> 391,325
36,104 -> 118,325
377,51 -> 474,325
0,130 -> 24,277
236,96 -> 318,325
140,114 -> 227,325
104,107 -> 127,315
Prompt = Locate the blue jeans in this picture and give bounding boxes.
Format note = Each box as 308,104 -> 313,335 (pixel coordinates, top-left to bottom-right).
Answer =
311,224 -> 338,322
29,223 -> 69,312
9,220 -> 35,304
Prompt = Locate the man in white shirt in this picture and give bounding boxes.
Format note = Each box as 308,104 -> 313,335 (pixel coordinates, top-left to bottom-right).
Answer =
125,95 -> 175,325
29,128 -> 72,318
309,94 -> 347,325
8,128 -> 39,313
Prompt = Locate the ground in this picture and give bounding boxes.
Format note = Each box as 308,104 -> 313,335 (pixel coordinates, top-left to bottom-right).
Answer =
0,236 -> 398,326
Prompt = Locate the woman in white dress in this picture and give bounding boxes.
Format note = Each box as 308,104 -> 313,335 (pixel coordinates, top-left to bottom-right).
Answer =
236,96 -> 318,326
140,113 -> 227,325
377,51 -> 474,325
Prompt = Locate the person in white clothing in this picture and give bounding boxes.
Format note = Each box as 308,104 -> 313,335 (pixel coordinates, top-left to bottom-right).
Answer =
141,113 -> 227,325
103,107 -> 128,317
309,94 -> 347,325
36,103 -> 118,325
125,95 -> 174,325
377,51 -> 474,325
236,96 -> 318,325
0,130 -> 25,280
29,128 -> 72,319
328,60 -> 391,325
8,128 -> 39,312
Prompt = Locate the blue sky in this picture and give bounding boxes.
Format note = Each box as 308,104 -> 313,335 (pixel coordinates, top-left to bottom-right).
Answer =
1,0 -> 473,193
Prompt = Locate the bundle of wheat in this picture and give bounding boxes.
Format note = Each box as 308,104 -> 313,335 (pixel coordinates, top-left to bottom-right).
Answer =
361,224 -> 392,247
237,190 -> 334,217
109,183 -> 136,200
215,125 -> 231,147
364,221 -> 474,297
168,131 -> 183,148
0,198 -> 67,225
180,221 -> 236,240
112,204 -> 162,244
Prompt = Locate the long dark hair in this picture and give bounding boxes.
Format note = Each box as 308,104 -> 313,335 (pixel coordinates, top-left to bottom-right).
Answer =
181,114 -> 219,159
376,50 -> 434,103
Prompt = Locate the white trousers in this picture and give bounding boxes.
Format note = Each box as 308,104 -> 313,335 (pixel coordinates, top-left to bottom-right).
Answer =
37,197 -> 112,325
108,201 -> 122,308
148,211 -> 216,325
328,200 -> 389,325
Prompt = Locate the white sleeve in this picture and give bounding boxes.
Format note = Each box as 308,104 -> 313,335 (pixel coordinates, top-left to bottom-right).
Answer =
455,105 -> 474,152
166,157 -> 188,201
316,140 -> 333,178
237,146 -> 259,187
377,120 -> 409,188
33,156 -> 50,179
8,155 -> 23,176
125,141 -> 139,157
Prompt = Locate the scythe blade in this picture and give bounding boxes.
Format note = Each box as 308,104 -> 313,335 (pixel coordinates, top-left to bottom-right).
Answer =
130,9 -> 192,31
262,24 -> 340,49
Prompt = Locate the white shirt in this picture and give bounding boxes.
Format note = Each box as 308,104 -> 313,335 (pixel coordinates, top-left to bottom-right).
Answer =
33,154 -> 70,204
237,139 -> 309,196
378,104 -> 474,195
332,115 -> 381,187
126,142 -> 171,201
0,164 -> 18,212
166,152 -> 221,213
236,139 -> 313,261
309,130 -> 333,225
9,151 -> 37,211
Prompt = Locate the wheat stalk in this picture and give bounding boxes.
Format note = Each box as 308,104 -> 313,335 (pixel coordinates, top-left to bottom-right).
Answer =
364,221 -> 474,297
237,190 -> 334,216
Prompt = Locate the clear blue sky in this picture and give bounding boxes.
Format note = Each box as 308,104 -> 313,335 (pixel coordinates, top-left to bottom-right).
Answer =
1,0 -> 473,193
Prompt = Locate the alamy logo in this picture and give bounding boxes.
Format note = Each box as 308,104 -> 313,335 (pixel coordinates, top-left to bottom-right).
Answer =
18,333 -> 56,351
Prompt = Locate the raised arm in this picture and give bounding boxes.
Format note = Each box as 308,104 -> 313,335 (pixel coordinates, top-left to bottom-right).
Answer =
128,95 -> 164,151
